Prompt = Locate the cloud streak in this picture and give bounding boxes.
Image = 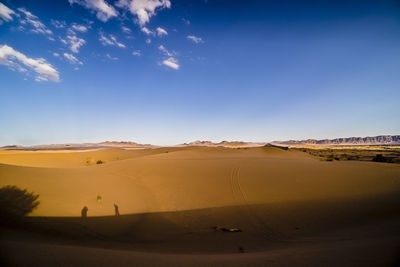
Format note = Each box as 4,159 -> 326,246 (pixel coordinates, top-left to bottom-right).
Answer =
0,3 -> 16,24
156,26 -> 167,36
0,44 -> 59,82
69,0 -> 118,22
99,32 -> 126,48
17,8 -> 53,36
70,23 -> 89,33
141,26 -> 154,35
162,57 -> 179,70
51,19 -> 66,28
63,52 -> 83,65
187,35 -> 203,44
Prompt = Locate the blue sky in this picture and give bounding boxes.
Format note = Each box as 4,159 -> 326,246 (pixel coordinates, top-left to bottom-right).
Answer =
0,0 -> 399,146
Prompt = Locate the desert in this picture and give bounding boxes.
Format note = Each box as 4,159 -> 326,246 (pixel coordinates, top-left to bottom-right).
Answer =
1,144 -> 400,266
1,0 -> 400,266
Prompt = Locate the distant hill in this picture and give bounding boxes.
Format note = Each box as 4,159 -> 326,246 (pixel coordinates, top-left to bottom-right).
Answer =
274,135 -> 400,146
0,141 -> 155,150
180,140 -> 265,148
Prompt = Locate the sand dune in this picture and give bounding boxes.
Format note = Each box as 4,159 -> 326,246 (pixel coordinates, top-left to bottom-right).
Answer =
1,146 -> 400,265
0,146 -> 399,217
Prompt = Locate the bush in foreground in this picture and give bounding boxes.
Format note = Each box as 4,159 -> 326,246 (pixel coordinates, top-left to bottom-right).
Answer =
0,185 -> 40,219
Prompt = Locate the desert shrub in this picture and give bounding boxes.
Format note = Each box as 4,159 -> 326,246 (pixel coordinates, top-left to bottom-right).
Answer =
86,157 -> 95,165
96,160 -> 104,164
372,154 -> 391,163
0,185 -> 40,219
325,154 -> 335,161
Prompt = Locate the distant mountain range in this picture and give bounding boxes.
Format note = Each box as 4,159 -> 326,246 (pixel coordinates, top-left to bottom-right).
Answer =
0,141 -> 155,150
180,140 -> 265,148
274,135 -> 400,146
2,135 -> 399,150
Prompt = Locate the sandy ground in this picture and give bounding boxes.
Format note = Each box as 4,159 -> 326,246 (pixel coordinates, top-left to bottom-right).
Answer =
0,146 -> 399,266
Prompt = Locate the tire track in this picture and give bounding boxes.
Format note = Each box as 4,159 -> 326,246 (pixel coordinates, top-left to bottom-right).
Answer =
229,166 -> 283,240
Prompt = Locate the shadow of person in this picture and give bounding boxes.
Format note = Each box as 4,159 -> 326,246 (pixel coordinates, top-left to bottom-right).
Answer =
114,203 -> 120,216
81,206 -> 88,219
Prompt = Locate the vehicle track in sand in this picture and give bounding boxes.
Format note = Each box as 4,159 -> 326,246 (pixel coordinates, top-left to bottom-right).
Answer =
229,166 -> 283,240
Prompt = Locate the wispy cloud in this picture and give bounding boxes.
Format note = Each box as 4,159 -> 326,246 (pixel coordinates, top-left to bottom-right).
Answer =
132,50 -> 141,56
158,45 -> 179,70
158,45 -> 173,57
106,53 -> 118,60
99,32 -> 126,48
70,23 -> 89,33
17,8 -> 53,36
121,26 -> 132,34
187,35 -> 203,44
0,3 -> 16,24
63,52 -> 83,65
51,19 -> 66,28
61,35 -> 86,53
141,26 -> 154,35
182,18 -> 190,25
116,0 -> 171,26
132,50 -> 142,57
156,26 -> 167,36
0,44 -> 59,82
69,0 -> 118,22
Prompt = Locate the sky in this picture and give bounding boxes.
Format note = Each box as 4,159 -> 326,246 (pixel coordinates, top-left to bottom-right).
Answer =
0,0 -> 399,146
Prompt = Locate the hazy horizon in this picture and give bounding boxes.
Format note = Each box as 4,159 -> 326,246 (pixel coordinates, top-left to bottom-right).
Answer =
1,0 -> 400,146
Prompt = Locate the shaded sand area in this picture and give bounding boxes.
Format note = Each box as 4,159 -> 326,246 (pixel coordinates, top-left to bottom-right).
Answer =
1,146 -> 400,266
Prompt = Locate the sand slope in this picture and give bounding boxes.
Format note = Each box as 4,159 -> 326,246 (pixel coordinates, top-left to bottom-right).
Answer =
0,146 -> 399,217
1,146 -> 400,266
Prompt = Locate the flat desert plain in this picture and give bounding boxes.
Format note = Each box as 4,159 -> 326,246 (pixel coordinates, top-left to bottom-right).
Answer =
1,146 -> 400,266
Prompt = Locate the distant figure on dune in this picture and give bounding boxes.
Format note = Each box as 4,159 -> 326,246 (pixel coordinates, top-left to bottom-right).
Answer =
81,206 -> 88,219
114,203 -> 120,216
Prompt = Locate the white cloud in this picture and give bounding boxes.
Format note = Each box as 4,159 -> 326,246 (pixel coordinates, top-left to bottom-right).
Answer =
156,26 -> 167,36
121,26 -> 132,33
66,35 -> 86,53
53,52 -> 60,57
158,45 -> 179,70
145,38 -> 151,44
182,18 -> 190,25
158,44 -> 173,57
0,3 -> 16,23
17,8 -> 53,36
132,50 -> 141,56
116,0 -> 171,26
99,32 -> 126,48
187,35 -> 203,44
69,0 -> 118,22
0,44 -> 59,82
106,53 -> 118,60
141,26 -> 154,35
71,23 -> 88,33
51,19 -> 66,28
162,57 -> 179,70
63,52 -> 83,65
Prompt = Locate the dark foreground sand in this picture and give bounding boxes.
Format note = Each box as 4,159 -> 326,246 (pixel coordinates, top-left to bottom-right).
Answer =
1,146 -> 400,266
